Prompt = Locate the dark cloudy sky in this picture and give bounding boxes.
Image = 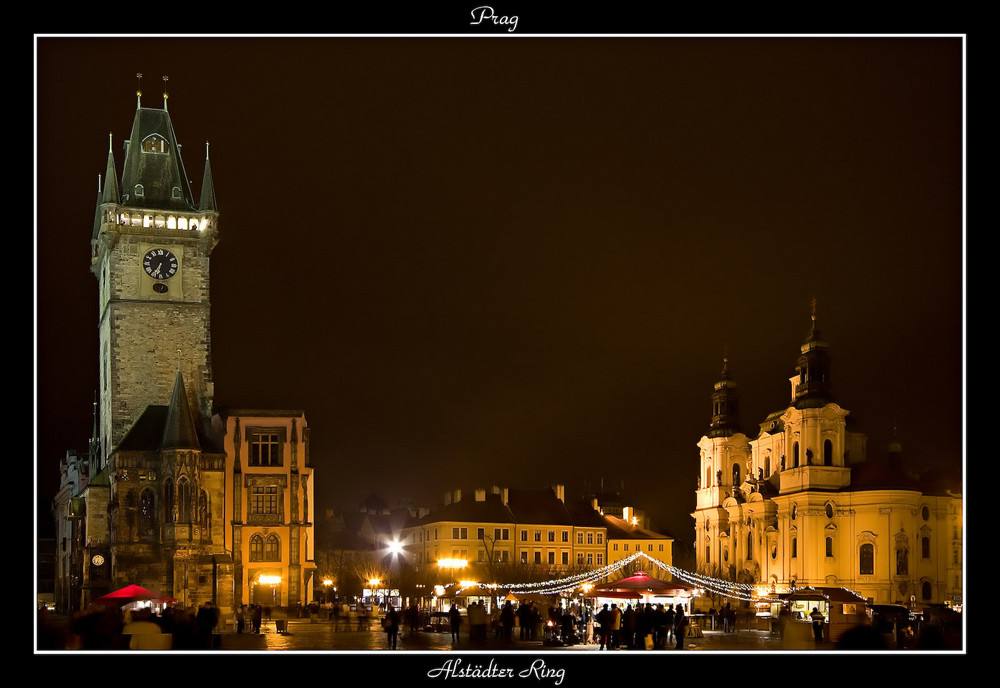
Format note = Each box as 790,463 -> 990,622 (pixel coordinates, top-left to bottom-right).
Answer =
35,36 -> 964,544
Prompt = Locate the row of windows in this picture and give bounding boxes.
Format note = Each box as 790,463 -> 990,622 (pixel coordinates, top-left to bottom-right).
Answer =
437,527 -> 603,545
706,537 -> 938,574
704,440 -> 839,487
612,543 -> 666,552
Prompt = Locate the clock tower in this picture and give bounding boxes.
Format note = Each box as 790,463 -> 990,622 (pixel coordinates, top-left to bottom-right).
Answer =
86,83 -> 232,611
91,85 -> 219,468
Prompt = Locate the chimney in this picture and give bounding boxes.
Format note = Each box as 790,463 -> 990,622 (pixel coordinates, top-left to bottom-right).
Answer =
443,491 -> 452,506
623,506 -> 633,524
475,489 -> 486,502
590,497 -> 599,511
501,487 -> 509,506
552,484 -> 565,503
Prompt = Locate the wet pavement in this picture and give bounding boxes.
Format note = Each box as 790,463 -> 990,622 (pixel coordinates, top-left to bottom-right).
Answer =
216,617 -> 833,652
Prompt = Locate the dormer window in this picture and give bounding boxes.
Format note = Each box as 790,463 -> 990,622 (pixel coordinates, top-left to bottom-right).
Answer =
171,187 -> 182,199
142,134 -> 168,154
134,184 -> 144,198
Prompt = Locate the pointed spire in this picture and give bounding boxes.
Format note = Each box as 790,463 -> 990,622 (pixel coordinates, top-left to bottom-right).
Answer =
161,367 -> 201,451
199,141 -> 217,211
162,75 -> 169,110
136,72 -> 143,109
101,133 -> 120,204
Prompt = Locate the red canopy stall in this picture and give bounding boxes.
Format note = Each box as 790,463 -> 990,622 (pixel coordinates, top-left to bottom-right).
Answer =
92,584 -> 177,608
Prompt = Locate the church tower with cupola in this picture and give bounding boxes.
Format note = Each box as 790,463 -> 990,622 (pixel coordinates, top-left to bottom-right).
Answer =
694,356 -> 752,579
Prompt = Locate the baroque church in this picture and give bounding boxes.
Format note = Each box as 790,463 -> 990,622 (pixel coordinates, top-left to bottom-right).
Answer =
53,84 -> 316,616
692,309 -> 962,608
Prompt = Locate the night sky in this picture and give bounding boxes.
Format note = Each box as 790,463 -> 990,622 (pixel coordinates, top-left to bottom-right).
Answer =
35,36 -> 964,545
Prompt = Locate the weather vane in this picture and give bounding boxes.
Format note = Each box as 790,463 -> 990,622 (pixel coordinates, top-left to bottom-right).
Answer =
136,72 -> 143,107
163,75 -> 169,108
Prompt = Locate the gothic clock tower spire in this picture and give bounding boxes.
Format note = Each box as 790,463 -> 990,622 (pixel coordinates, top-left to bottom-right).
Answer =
91,84 -> 219,465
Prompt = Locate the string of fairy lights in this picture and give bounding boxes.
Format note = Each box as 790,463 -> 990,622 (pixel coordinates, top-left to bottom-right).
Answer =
441,552 -> 867,606
445,552 -> 787,604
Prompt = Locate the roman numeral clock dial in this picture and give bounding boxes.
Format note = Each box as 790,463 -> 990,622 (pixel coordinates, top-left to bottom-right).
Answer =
142,246 -> 179,294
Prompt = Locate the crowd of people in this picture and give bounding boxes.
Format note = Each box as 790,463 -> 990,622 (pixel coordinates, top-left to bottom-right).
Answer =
39,601 -> 223,650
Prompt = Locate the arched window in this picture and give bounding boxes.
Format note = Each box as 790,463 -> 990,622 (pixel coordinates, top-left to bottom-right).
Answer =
177,478 -> 192,523
860,543 -> 875,575
922,536 -> 931,559
825,537 -> 833,557
264,534 -> 281,561
139,489 -> 156,536
163,478 -> 174,523
249,534 -> 264,562
824,439 -> 833,466
793,442 -> 800,468
747,532 -> 753,559
706,467 -> 712,488
732,463 -> 740,486
199,490 -> 209,526
922,581 -> 932,600
764,456 -> 771,477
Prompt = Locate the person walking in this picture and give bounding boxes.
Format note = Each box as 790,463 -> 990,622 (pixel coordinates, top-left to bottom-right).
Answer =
674,604 -> 688,649
596,604 -> 613,650
383,605 -> 400,649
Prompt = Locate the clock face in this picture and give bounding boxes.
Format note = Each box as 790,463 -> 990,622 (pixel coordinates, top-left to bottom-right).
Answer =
92,554 -> 105,566
143,248 -> 179,280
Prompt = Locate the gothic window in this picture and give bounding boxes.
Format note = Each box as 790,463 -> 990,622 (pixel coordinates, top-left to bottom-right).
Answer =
860,543 -> 875,575
177,478 -> 192,523
249,534 -> 264,561
249,431 -> 282,466
824,439 -> 833,466
163,478 -> 174,523
264,534 -> 280,561
139,489 -> 155,536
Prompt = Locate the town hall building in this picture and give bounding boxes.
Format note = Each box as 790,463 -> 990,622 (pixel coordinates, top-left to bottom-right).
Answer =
52,85 -> 315,616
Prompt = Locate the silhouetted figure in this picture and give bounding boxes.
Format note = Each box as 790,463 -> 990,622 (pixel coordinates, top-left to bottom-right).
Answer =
449,604 -> 462,641
383,605 -> 400,649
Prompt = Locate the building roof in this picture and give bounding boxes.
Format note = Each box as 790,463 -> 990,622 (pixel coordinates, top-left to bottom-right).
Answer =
603,515 -> 672,541
120,106 -> 197,212
117,405 -> 222,454
414,493 -> 516,526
